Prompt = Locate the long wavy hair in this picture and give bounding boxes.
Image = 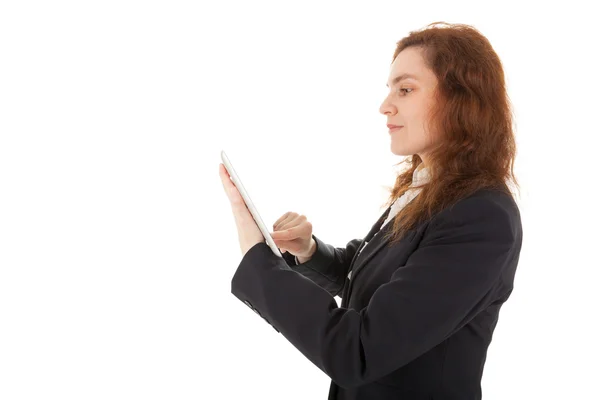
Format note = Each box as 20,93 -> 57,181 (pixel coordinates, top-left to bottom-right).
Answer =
380,22 -> 520,245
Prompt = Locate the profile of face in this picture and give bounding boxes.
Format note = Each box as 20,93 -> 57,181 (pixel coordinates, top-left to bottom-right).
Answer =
379,47 -> 440,166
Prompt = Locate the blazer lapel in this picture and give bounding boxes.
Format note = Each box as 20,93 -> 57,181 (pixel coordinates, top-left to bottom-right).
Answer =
346,206 -> 391,279
363,206 -> 392,243
340,205 -> 394,306
349,217 -> 394,282
347,207 -> 419,296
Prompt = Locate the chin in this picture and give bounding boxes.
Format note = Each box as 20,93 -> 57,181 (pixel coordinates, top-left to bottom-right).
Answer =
391,146 -> 412,157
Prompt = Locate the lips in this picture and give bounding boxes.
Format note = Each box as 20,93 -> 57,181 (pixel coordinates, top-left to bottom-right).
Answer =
387,124 -> 403,129
388,125 -> 403,133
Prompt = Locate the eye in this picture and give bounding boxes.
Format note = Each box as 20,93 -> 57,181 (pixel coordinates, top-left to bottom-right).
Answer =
395,87 -> 413,96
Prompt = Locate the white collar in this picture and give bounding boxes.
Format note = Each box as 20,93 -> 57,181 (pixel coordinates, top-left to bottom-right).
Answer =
410,163 -> 430,187
387,163 -> 431,211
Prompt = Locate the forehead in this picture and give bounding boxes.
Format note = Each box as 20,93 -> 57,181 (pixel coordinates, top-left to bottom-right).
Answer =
387,47 -> 435,86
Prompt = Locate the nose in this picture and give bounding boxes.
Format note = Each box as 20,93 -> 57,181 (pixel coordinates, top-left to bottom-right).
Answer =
379,95 -> 396,116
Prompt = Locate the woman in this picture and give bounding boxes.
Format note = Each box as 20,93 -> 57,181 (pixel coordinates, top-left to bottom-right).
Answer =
219,21 -> 522,400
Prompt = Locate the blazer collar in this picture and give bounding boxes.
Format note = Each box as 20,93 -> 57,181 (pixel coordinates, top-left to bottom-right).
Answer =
347,165 -> 430,291
347,204 -> 419,291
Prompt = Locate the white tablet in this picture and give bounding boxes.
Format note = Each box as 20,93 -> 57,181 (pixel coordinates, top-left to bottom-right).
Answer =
221,150 -> 283,258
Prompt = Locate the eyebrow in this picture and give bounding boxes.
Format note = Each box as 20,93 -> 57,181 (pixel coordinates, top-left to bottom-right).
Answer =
386,73 -> 419,87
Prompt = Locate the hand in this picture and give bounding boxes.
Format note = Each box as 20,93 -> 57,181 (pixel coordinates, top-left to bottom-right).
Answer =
271,212 -> 316,259
219,163 -> 265,256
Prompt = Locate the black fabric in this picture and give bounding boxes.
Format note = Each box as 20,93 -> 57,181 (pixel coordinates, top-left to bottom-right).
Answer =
231,188 -> 522,399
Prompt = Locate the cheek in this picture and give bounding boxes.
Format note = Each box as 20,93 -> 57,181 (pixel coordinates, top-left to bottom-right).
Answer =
391,127 -> 430,149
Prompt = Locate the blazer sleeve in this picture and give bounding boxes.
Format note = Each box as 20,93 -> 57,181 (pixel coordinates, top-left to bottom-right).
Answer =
280,233 -> 363,297
231,195 -> 519,389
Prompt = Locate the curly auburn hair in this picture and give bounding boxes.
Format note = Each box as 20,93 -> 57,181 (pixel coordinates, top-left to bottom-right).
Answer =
380,22 -> 520,245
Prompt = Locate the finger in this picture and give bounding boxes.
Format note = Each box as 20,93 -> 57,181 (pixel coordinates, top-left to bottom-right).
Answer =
270,230 -> 289,240
219,163 -> 230,180
219,164 -> 234,190
273,212 -> 295,229
273,212 -> 296,231
271,226 -> 295,240
219,165 -> 246,206
284,221 -> 311,240
272,214 -> 304,238
272,213 -> 287,229
274,219 -> 310,241
280,214 -> 305,231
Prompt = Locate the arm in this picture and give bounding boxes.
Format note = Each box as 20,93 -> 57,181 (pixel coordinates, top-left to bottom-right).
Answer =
231,194 -> 520,388
280,234 -> 363,297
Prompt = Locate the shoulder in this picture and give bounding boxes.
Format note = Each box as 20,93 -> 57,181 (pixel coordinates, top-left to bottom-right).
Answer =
429,188 -> 522,244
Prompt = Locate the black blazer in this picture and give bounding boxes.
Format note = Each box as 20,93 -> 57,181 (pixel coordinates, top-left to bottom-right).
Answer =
231,188 -> 523,400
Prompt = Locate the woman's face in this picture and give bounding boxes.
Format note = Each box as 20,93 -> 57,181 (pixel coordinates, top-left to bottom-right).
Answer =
379,47 -> 440,166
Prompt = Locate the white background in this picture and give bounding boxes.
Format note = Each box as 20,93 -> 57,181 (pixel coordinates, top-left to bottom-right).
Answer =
1,1 -> 599,399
